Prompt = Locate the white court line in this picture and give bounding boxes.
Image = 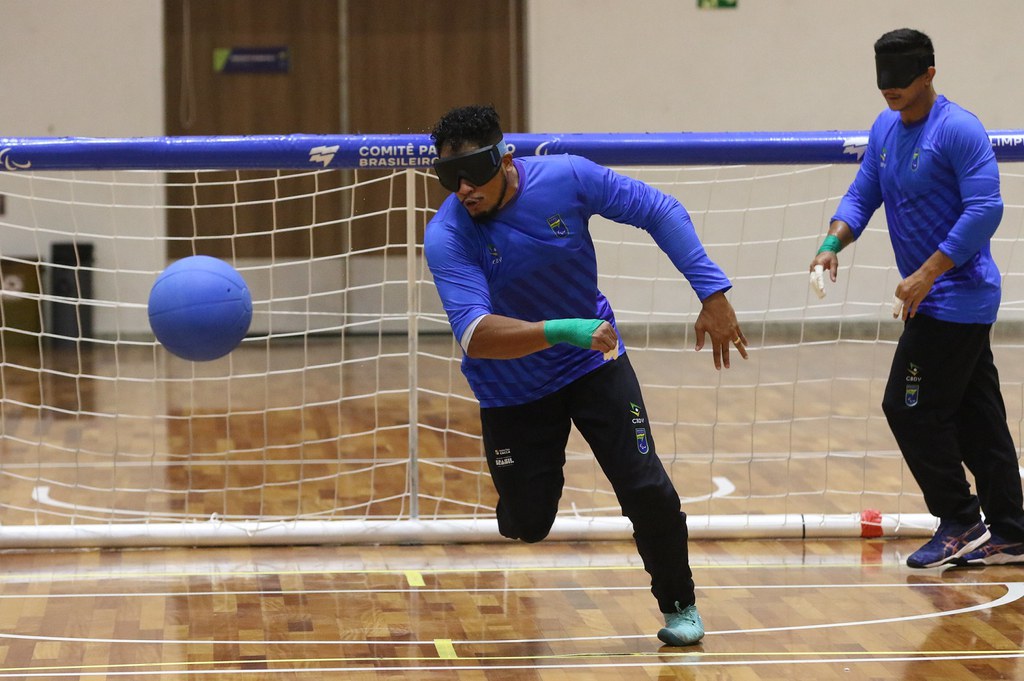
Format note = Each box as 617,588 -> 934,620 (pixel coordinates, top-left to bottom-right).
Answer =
31,475 -> 737,518
710,580 -> 1024,637
0,585 -> 652,599
32,486 -> 177,518
0,581 -> 1018,647
0,579 -> 1006,600
4,452 -> 723,471
448,581 -> 1024,645
689,475 -> 735,501
4,653 -> 1024,678
29,486 -> 369,521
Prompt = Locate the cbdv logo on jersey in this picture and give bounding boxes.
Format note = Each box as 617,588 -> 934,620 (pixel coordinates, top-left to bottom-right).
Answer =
629,402 -> 649,454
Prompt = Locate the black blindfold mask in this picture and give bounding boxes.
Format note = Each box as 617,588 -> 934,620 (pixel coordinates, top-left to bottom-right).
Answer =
433,140 -> 508,192
875,52 -> 934,90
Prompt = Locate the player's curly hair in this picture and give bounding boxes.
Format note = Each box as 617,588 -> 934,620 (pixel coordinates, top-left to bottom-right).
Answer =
431,105 -> 503,154
875,28 -> 933,57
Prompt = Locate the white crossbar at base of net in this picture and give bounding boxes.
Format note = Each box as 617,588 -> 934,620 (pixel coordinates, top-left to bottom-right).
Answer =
0,513 -> 937,549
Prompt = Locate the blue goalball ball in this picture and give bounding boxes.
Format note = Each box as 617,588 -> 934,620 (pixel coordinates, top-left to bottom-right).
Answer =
148,255 -> 253,362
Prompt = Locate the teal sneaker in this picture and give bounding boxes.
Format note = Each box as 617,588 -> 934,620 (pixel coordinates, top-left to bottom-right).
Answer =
657,602 -> 704,646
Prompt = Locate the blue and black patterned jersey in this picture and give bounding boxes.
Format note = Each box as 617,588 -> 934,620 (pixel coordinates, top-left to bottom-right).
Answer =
833,95 -> 1004,323
424,154 -> 731,408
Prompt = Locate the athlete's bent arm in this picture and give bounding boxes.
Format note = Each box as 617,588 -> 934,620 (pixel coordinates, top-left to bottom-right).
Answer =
466,314 -> 617,360
895,249 -> 955,320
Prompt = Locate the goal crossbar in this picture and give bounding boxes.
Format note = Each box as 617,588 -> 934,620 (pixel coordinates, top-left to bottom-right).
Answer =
3,130 -> 1024,171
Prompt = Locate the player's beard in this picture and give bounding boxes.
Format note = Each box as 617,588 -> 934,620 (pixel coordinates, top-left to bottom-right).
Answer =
472,173 -> 509,222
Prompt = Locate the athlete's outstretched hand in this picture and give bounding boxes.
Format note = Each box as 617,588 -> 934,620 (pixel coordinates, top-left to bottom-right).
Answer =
694,291 -> 747,369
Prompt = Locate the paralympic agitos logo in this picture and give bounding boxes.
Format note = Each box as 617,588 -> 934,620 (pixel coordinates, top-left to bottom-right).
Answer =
0,148 -> 32,171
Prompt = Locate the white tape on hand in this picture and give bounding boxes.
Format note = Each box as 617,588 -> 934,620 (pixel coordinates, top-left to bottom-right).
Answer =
810,265 -> 826,299
892,295 -> 904,319
603,348 -> 617,361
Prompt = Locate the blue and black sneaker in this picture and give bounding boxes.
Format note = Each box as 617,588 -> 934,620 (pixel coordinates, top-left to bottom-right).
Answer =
956,533 -> 1024,566
906,520 -> 990,568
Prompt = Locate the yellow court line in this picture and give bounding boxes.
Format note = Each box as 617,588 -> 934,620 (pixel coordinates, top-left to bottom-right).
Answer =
434,639 -> 458,659
405,570 -> 426,587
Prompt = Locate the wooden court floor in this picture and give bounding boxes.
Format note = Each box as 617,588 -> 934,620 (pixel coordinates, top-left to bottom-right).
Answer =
0,537 -> 1023,679
2,336 -> 1024,678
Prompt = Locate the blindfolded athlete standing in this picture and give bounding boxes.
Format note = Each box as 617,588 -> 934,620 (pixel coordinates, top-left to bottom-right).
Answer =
810,28 -> 1024,569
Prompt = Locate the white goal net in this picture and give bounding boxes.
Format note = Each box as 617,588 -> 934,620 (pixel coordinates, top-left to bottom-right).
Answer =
1,132 -> 1023,547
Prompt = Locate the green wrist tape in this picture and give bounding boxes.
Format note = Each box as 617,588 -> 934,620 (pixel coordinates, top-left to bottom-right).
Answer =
817,234 -> 842,254
543,318 -> 603,349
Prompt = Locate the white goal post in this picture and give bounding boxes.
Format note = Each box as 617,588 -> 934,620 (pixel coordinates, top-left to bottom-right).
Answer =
2,131 -> 1024,548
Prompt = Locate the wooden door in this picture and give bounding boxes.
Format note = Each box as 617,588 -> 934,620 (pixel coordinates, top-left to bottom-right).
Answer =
163,0 -> 344,260
163,0 -> 525,259
343,0 -> 525,252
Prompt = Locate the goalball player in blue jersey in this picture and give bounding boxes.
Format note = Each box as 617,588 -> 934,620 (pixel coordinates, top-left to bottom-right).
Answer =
810,29 -> 1024,568
424,104 -> 747,646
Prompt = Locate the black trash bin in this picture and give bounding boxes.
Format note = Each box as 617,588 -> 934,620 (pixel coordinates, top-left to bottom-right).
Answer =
48,242 -> 94,345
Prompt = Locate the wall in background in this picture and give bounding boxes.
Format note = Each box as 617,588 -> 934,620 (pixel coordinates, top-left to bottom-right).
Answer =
3,1 -> 1024,335
527,0 -> 1024,132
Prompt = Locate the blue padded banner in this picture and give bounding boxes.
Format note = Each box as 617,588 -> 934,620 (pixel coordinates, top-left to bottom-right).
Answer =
2,131 -> 1024,171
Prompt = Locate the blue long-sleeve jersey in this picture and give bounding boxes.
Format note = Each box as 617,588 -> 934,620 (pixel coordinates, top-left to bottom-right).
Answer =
424,153 -> 731,408
832,95 -> 1003,323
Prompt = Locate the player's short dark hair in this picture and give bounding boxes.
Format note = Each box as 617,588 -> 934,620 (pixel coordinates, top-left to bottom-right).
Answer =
431,105 -> 503,154
874,28 -> 933,57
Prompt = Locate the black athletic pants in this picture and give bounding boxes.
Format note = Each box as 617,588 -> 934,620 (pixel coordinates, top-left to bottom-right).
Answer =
480,354 -> 694,614
881,313 -> 1024,540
